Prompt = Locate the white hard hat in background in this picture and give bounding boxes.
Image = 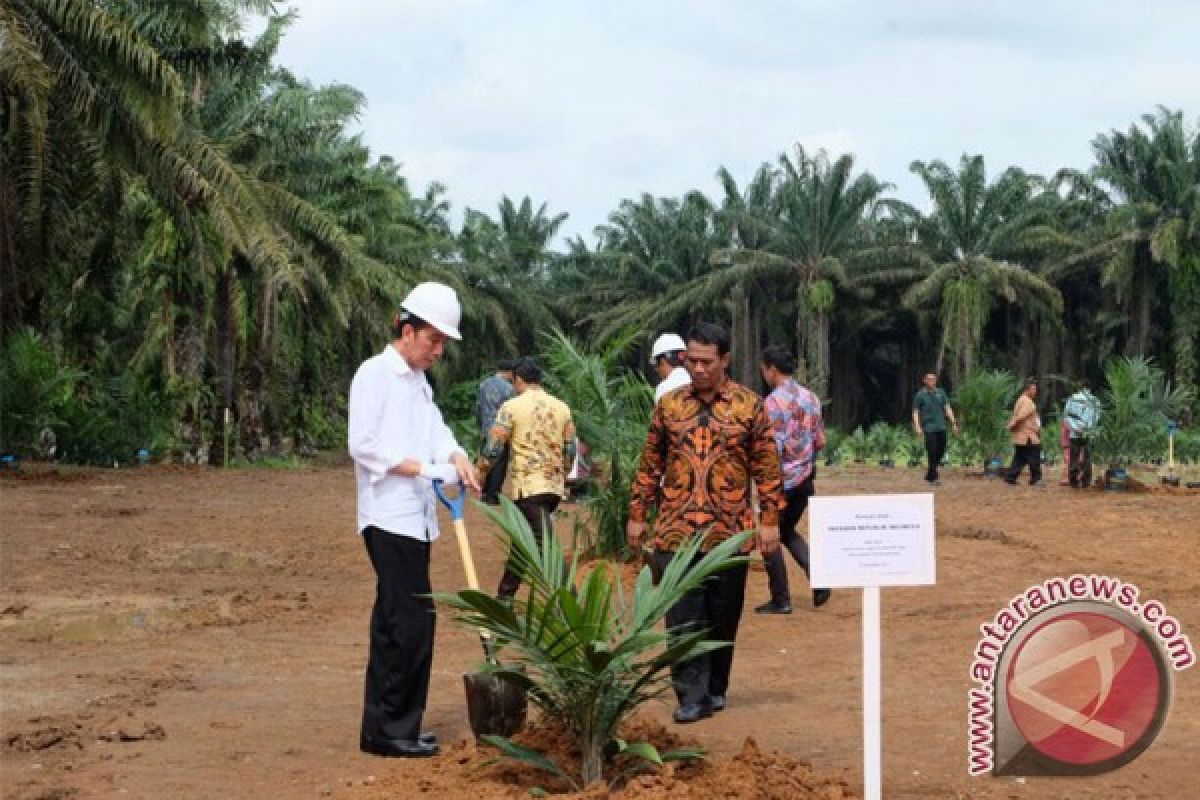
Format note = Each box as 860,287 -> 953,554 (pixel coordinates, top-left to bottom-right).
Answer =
650,333 -> 686,362
401,282 -> 462,340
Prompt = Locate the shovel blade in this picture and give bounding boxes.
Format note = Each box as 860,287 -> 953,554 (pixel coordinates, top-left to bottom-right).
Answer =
463,672 -> 527,739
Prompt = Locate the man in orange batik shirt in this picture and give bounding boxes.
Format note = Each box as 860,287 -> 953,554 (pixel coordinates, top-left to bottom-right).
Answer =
626,322 -> 783,724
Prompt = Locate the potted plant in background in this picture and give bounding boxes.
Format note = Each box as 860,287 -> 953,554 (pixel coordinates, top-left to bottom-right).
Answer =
542,330 -> 653,559
847,426 -> 871,464
902,434 -> 925,468
954,369 -> 1018,477
823,426 -> 845,467
1093,357 -> 1193,490
868,421 -> 900,467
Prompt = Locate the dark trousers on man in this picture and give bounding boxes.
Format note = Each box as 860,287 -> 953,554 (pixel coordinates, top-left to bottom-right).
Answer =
651,548 -> 749,708
482,446 -> 510,504
923,430 -> 947,482
1068,436 -> 1092,488
497,492 -> 561,598
1005,439 -> 1042,485
360,527 -> 434,742
764,478 -> 815,606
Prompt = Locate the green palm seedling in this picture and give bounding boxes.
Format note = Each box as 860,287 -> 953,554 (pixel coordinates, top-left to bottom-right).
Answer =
867,421 -> 900,467
902,434 -> 926,468
823,426 -> 845,466
954,369 -> 1019,469
847,426 -> 872,463
437,499 -> 749,789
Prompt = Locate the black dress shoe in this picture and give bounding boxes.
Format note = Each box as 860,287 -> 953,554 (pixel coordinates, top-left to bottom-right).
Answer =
360,734 -> 439,758
672,701 -> 713,724
813,589 -> 832,608
709,694 -> 726,712
754,600 -> 793,615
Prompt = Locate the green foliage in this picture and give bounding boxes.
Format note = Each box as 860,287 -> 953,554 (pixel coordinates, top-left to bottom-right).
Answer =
440,378 -> 484,455
0,329 -> 77,455
296,396 -> 348,451
866,422 -> 901,464
540,329 -> 652,559
846,426 -> 871,462
1174,429 -> 1200,464
437,500 -> 744,789
901,434 -> 926,466
954,369 -> 1019,461
1093,357 -> 1194,466
58,371 -> 174,466
822,426 -> 845,465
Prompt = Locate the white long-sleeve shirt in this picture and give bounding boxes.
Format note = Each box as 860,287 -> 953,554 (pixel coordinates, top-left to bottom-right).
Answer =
347,345 -> 465,539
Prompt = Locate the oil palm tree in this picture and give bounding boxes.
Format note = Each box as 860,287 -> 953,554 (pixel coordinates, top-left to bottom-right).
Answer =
898,155 -> 1063,385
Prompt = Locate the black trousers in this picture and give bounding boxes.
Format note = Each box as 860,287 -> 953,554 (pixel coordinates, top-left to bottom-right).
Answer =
497,493 -> 560,598
1006,439 -> 1043,484
1068,437 -> 1093,488
923,430 -> 947,482
482,446 -> 510,503
651,549 -> 749,707
763,478 -> 815,606
361,527 -> 435,742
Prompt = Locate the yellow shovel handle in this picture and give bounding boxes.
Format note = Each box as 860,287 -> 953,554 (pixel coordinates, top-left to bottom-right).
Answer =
452,518 -> 480,590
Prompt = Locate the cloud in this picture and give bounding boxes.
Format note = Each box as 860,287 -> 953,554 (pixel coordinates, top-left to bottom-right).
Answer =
258,0 -> 1200,243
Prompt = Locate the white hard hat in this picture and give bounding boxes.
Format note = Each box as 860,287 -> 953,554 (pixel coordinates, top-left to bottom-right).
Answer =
650,333 -> 686,362
401,282 -> 462,340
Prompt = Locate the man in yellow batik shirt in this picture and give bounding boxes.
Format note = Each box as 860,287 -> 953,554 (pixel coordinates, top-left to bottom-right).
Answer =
479,357 -> 576,599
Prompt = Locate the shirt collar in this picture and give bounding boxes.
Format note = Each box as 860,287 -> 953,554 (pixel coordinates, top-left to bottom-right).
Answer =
383,343 -> 415,377
686,377 -> 735,404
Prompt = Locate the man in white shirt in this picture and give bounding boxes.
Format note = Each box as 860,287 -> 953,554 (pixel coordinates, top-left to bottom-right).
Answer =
348,281 -> 479,759
651,332 -> 691,404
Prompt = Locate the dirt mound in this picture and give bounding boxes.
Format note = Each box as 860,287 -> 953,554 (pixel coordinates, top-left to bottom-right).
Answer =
330,716 -> 854,799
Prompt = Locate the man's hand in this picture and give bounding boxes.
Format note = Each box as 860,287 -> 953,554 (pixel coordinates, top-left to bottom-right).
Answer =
388,459 -> 422,478
451,451 -> 481,492
626,520 -> 647,549
914,425 -> 923,436
757,524 -> 780,556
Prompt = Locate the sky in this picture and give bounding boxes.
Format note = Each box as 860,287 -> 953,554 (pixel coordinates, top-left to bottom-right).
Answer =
248,0 -> 1200,244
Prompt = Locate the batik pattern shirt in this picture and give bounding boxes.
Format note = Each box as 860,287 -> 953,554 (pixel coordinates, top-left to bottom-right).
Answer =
764,378 -> 825,490
488,388 -> 575,499
476,374 -> 514,435
629,380 -> 783,552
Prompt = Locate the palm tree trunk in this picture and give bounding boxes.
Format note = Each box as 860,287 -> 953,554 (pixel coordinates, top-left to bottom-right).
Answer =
795,283 -> 810,384
813,309 -> 830,400
213,261 -> 239,464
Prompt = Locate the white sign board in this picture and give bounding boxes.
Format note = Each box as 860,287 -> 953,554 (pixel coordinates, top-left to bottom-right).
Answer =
809,493 -> 936,588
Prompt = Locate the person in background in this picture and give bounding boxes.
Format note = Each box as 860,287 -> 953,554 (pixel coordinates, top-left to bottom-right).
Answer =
754,345 -> 831,614
479,357 -> 576,600
1058,416 -> 1072,486
651,332 -> 691,404
627,322 -> 782,724
911,371 -> 958,486
1004,378 -> 1042,486
348,282 -> 480,759
1063,385 -> 1100,489
477,359 -> 516,504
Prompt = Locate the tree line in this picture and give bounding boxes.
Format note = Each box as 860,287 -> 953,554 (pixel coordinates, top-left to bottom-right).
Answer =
2,1 -> 1197,463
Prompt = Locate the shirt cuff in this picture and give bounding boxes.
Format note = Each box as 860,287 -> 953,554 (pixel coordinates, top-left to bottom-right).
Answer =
420,463 -> 459,483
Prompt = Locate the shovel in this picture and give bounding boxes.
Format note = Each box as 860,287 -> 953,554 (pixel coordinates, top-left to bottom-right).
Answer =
433,480 -> 527,739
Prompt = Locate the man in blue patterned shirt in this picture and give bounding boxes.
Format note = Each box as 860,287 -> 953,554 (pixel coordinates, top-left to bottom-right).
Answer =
476,359 -> 515,504
755,346 -> 830,613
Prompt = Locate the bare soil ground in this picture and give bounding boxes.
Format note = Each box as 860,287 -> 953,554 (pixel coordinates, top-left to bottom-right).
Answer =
2,461 -> 1197,799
